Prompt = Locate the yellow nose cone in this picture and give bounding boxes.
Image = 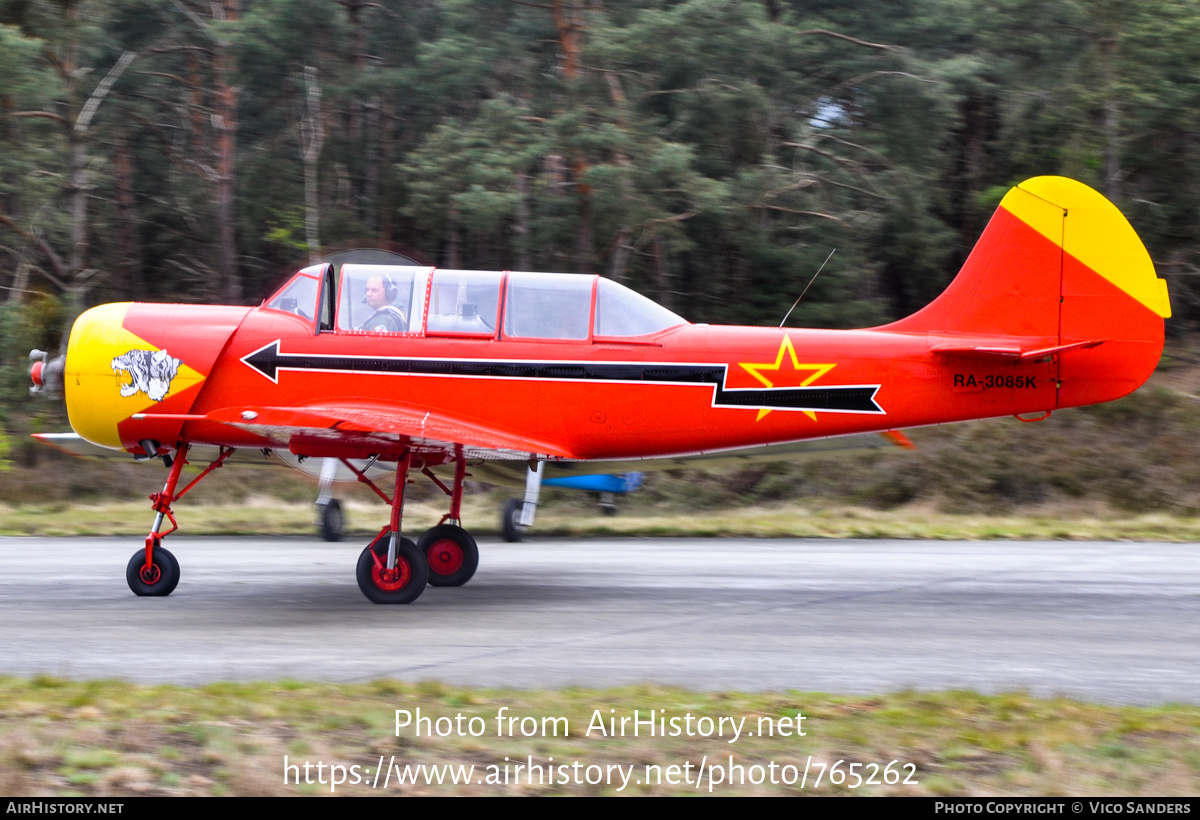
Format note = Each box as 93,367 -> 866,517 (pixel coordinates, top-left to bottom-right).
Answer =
64,303 -> 202,450
65,303 -> 139,449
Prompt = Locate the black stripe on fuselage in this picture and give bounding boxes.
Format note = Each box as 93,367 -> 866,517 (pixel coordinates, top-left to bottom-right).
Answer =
241,341 -> 885,414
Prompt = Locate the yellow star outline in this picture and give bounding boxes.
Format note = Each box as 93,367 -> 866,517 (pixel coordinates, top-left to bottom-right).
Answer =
738,335 -> 836,421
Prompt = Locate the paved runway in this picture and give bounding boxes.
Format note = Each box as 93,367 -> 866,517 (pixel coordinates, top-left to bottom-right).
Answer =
0,536 -> 1196,704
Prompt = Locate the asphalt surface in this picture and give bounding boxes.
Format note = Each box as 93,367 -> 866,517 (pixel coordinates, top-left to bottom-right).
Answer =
1,536 -> 1197,704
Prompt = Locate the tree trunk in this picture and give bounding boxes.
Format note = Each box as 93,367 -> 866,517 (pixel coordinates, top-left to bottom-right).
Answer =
1097,15 -> 1122,201
363,98 -> 380,232
64,0 -> 87,291
653,237 -> 672,309
301,64 -> 325,263
1103,95 -> 1121,201
514,172 -> 532,270
213,0 -> 241,302
575,183 -> 593,274
7,259 -> 30,306
551,0 -> 593,273
607,226 -> 631,283
113,124 -> 143,296
341,0 -> 372,224
378,99 -> 394,243
446,204 -> 462,269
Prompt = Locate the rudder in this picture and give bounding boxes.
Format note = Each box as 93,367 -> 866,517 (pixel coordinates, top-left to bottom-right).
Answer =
885,176 -> 1169,407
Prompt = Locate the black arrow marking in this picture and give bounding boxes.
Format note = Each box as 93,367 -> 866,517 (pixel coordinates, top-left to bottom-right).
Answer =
241,340 -> 884,414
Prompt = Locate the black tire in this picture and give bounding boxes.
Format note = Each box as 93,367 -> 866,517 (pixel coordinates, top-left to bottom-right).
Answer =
601,504 -> 618,517
502,498 -> 524,542
418,525 -> 479,587
126,545 -> 180,597
320,499 -> 344,542
356,534 -> 428,604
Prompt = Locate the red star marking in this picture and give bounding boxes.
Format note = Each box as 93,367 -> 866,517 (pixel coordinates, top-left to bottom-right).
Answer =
738,335 -> 835,421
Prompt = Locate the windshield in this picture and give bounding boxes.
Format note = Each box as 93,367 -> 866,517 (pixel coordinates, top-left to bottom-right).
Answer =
264,267 -> 322,320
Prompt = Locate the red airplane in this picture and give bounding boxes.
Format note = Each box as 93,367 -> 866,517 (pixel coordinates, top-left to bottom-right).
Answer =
31,176 -> 1170,604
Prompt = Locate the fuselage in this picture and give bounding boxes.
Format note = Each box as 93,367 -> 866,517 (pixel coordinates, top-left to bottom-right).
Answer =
64,262 -> 1127,464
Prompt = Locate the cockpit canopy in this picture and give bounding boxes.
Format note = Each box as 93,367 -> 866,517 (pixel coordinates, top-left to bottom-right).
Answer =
264,265 -> 688,341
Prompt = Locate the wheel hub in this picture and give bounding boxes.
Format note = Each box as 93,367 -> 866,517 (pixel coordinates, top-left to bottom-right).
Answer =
372,557 -> 411,591
428,539 -> 464,574
139,564 -> 161,584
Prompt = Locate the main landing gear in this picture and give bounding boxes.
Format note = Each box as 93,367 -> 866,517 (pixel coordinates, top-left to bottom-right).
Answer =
339,445 -> 480,604
126,441 -> 483,604
355,532 -> 427,604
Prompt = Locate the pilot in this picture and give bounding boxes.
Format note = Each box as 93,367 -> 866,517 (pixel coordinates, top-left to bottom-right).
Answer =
360,274 -> 408,332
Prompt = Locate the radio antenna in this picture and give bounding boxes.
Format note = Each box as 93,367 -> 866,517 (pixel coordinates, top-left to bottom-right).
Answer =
780,249 -> 835,327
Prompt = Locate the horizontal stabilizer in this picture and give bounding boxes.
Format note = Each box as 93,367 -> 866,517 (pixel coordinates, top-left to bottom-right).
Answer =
931,339 -> 1104,362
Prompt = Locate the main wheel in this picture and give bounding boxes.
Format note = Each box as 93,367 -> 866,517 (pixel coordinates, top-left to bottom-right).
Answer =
356,534 -> 428,604
501,498 -> 525,542
126,545 -> 180,597
418,525 -> 479,587
320,499 -> 344,542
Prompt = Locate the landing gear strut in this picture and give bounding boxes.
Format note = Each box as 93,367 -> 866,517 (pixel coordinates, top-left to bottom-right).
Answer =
127,442 -> 234,597
342,449 -> 430,604
342,446 -> 483,602
417,448 -> 479,586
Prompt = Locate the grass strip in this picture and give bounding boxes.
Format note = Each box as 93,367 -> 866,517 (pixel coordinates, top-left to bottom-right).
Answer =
4,498 -> 1200,541
2,677 -> 1198,796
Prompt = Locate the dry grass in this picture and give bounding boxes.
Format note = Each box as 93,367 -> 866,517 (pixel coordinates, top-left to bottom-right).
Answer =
1,678 -> 1197,796
2,495 -> 1200,542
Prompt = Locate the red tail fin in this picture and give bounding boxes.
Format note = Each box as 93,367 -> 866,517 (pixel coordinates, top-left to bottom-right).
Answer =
884,177 -> 1170,407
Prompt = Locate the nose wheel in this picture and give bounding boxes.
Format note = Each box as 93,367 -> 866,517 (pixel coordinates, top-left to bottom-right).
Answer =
126,544 -> 180,596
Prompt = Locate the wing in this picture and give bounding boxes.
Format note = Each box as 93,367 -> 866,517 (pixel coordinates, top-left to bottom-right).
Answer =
43,402 -> 911,487
32,431 -> 399,485
467,430 -> 913,490
198,402 -> 577,461
199,403 -> 911,474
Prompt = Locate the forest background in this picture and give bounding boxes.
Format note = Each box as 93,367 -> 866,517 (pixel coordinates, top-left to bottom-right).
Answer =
2,0 -> 1199,518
